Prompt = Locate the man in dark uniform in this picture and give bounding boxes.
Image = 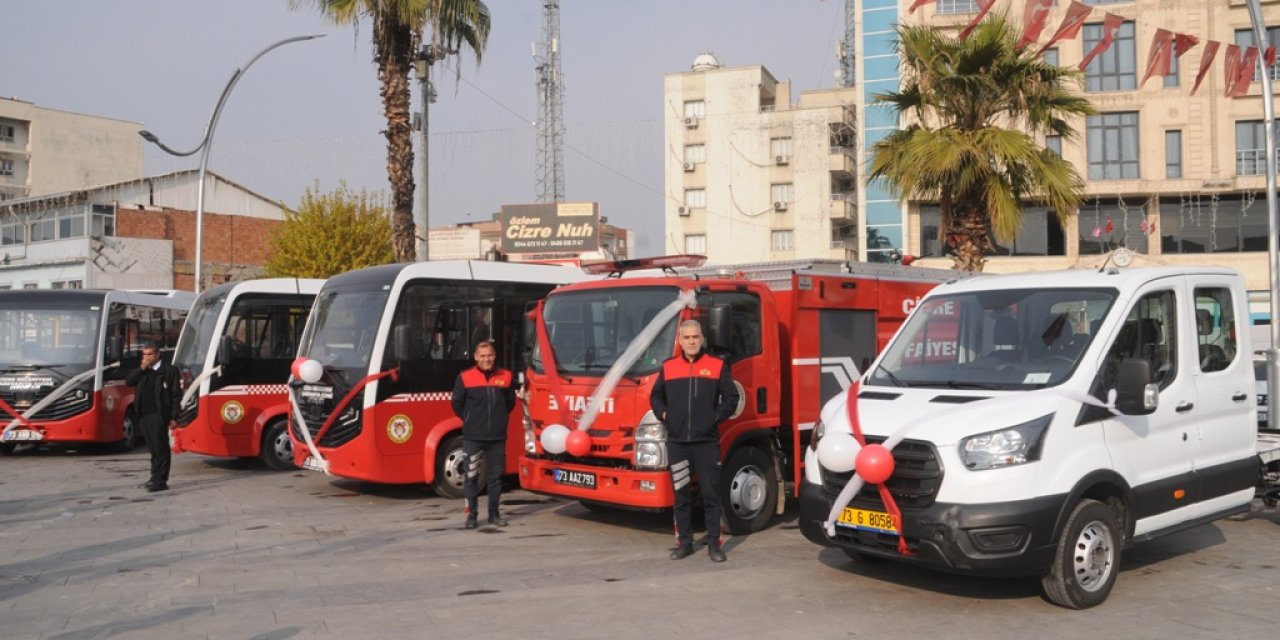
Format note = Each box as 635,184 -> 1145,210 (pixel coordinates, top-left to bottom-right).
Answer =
125,342 -> 182,492
450,340 -> 517,529
650,319 -> 739,562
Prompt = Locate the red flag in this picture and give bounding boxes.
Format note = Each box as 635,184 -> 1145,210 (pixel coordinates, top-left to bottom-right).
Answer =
1266,46 -> 1277,67
1140,29 -> 1175,88
1079,14 -> 1125,70
1191,40 -> 1220,96
907,0 -> 932,14
1223,44 -> 1242,97
1018,0 -> 1055,50
1038,1 -> 1094,55
958,0 -> 998,42
1174,33 -> 1200,59
1232,46 -> 1260,97
1104,218 -> 1114,234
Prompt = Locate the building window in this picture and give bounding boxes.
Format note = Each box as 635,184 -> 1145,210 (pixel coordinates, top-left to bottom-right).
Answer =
936,0 -> 978,15
0,217 -> 24,245
1045,134 -> 1062,156
683,188 -> 706,209
91,204 -> 116,237
1042,48 -> 1059,67
770,183 -> 795,204
57,208 -> 86,239
683,144 -> 706,165
1165,130 -> 1182,178
1235,120 -> 1280,176
30,211 -> 55,242
771,230 -> 795,251
1087,112 -> 1140,179
1164,50 -> 1180,88
0,125 -> 14,143
51,280 -> 83,290
684,234 -> 706,255
22,282 -> 38,290
770,137 -> 793,159
0,159 -> 13,177
1078,199 -> 1150,255
683,100 -> 706,120
1233,27 -> 1280,82
921,206 -> 1064,257
1083,21 -> 1136,92
1161,195 -> 1269,254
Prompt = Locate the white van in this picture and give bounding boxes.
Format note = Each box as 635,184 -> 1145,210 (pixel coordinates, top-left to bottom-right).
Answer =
799,266 -> 1276,609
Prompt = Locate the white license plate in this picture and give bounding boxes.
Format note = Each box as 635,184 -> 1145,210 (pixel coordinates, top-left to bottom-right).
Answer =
2,429 -> 43,442
302,456 -> 325,471
552,468 -> 596,489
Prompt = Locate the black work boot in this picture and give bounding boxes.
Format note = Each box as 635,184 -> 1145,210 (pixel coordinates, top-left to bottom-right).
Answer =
464,514 -> 478,529
708,543 -> 726,563
488,513 -> 509,527
669,543 -> 695,560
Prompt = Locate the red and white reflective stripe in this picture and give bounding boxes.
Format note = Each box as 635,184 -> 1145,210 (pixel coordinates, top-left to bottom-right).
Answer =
213,385 -> 288,396
385,392 -> 452,403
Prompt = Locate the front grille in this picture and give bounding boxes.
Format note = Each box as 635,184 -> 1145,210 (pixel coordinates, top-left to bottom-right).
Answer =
819,437 -> 942,509
289,399 -> 361,448
0,388 -> 92,422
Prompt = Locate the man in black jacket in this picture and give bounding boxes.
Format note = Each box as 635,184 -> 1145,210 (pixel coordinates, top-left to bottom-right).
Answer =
450,340 -> 517,529
125,342 -> 182,492
650,320 -> 739,562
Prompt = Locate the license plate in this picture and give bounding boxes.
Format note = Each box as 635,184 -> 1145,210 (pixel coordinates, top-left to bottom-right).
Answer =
1260,410 -> 1269,424
302,456 -> 325,471
836,507 -> 898,535
552,468 -> 596,489
2,429 -> 43,442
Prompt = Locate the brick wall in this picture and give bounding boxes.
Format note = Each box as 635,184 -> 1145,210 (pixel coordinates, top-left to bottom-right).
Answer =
116,206 -> 283,290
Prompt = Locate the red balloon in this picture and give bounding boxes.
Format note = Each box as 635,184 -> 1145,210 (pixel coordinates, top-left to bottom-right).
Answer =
565,429 -> 592,457
855,444 -> 895,485
290,357 -> 306,379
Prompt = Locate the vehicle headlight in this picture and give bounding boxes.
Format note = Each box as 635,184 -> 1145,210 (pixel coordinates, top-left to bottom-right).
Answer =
809,419 -> 825,452
958,414 -> 1052,471
633,411 -> 666,468
524,429 -> 538,455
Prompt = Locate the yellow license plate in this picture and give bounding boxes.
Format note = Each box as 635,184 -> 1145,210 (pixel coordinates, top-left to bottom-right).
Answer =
837,507 -> 898,535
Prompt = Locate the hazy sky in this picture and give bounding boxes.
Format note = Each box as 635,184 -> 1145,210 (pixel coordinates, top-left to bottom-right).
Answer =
4,0 -> 850,255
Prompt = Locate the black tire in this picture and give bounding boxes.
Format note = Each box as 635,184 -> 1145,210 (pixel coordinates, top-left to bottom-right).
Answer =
720,445 -> 778,535
1042,499 -> 1122,609
0,442 -> 16,456
259,420 -> 297,470
111,414 -> 141,453
433,435 -> 472,500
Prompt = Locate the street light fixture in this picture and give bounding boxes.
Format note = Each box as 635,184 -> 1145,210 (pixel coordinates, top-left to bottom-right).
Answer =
139,34 -> 324,293
414,43 -> 453,262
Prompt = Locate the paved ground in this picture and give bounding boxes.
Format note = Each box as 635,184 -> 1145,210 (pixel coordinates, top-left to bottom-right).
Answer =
2,446 -> 1279,640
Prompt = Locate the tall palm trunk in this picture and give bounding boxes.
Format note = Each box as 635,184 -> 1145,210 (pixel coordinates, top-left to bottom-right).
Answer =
949,206 -> 991,272
374,10 -> 417,263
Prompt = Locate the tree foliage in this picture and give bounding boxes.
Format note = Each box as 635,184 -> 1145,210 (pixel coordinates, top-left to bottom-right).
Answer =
869,15 -> 1096,271
291,0 -> 491,263
266,184 -> 395,278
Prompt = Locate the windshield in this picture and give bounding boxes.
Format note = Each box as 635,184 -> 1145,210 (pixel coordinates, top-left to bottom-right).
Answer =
869,287 -> 1117,390
173,289 -> 229,373
297,286 -> 390,375
536,286 -> 680,377
0,304 -> 101,370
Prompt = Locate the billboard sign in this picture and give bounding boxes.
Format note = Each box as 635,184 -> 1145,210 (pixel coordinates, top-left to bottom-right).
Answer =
500,202 -> 599,254
429,228 -> 482,260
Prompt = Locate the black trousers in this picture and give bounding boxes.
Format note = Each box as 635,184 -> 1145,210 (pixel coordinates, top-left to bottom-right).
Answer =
463,439 -> 505,517
139,412 -> 170,486
669,441 -> 722,546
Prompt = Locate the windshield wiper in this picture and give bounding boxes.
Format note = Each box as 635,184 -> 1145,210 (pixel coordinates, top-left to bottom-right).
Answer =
876,368 -> 906,387
940,380 -> 1003,390
0,365 -> 41,373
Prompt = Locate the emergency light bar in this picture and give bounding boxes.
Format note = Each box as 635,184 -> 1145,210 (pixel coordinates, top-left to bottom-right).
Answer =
581,254 -> 707,276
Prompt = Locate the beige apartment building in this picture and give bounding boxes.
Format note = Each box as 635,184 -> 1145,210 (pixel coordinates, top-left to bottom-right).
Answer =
893,0 -> 1280,307
663,54 -> 860,264
0,98 -> 144,202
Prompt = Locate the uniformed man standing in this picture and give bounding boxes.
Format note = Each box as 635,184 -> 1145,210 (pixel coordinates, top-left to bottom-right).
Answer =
650,320 -> 739,562
450,340 -> 517,529
125,341 -> 182,492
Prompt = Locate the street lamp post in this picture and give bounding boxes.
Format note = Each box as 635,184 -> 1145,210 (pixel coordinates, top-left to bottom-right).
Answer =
139,34 -> 323,293
1246,0 -> 1280,431
414,43 -> 453,262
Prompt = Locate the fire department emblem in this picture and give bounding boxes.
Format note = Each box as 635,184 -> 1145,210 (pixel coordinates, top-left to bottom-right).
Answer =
221,401 -> 245,425
387,414 -> 413,444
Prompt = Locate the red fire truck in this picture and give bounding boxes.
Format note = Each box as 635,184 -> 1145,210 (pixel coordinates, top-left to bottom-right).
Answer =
288,260 -> 587,496
171,278 -> 322,469
1,289 -> 195,453
518,256 -> 959,533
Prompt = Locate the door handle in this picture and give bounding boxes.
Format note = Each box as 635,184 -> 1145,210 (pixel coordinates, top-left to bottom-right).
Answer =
1175,402 -> 1194,413
1232,393 -> 1248,402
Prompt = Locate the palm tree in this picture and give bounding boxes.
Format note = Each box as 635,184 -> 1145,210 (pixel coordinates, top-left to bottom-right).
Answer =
293,0 -> 491,262
869,15 -> 1095,271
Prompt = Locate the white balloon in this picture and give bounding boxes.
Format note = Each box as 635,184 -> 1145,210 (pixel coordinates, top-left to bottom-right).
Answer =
299,359 -> 325,384
817,431 -> 860,473
540,423 -> 570,455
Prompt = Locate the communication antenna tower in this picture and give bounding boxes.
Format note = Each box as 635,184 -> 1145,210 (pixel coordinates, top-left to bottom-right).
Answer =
838,0 -> 856,88
534,0 -> 566,203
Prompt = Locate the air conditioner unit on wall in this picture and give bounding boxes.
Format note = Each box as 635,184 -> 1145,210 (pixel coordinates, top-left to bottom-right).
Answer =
684,117 -> 698,129
678,206 -> 689,216
683,162 -> 695,172
775,155 -> 789,165
773,201 -> 787,211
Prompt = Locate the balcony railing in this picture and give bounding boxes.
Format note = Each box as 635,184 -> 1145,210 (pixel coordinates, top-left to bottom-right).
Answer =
1237,149 -> 1280,176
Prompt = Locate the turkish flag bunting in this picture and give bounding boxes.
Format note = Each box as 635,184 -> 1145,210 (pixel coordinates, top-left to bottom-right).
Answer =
958,0 -> 998,41
907,0 -> 932,14
1038,1 -> 1094,55
1231,46 -> 1260,97
1079,14 -> 1126,70
1191,40 -> 1220,96
1104,218 -> 1114,234
1017,0 -> 1055,50
1174,33 -> 1201,59
1266,46 -> 1277,66
1140,29 -> 1175,88
1223,44 -> 1242,97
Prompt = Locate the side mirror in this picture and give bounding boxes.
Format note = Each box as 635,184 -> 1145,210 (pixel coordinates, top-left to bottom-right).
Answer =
706,305 -> 732,353
217,335 -> 235,364
393,324 -> 413,362
523,315 -> 536,356
1113,358 -> 1158,415
107,335 -> 123,362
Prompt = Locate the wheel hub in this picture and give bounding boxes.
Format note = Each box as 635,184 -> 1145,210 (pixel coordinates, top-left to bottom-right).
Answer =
729,465 -> 767,517
443,449 -> 466,488
1072,520 -> 1114,592
273,431 -> 293,463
